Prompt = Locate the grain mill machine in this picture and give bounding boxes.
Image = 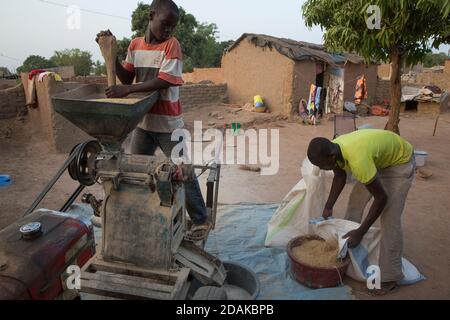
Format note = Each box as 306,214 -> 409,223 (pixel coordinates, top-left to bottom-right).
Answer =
0,84 -> 230,300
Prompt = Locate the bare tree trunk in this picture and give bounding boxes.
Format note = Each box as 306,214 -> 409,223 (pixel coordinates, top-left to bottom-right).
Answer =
385,48 -> 402,134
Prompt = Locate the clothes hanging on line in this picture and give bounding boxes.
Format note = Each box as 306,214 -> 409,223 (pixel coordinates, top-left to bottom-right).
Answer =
37,72 -> 62,82
28,69 -> 47,80
307,84 -> 317,113
354,75 -> 368,104
314,87 -> 322,111
307,84 -> 324,115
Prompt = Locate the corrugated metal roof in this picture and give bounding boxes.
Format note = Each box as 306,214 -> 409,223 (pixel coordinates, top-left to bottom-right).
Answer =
226,33 -> 368,66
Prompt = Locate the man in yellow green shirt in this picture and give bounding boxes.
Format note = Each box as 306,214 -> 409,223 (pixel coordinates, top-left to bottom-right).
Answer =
307,129 -> 415,294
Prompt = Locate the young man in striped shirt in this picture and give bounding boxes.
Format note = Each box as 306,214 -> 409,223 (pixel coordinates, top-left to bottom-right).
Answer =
96,0 -> 209,240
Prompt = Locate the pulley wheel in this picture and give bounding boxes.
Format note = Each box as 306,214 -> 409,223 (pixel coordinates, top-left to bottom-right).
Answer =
68,140 -> 102,186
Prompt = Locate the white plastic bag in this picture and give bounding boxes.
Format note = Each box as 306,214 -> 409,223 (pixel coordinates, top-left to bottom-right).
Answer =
312,218 -> 425,284
265,158 -> 326,248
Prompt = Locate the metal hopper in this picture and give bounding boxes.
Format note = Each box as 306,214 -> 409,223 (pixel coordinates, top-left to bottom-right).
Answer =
52,84 -> 159,150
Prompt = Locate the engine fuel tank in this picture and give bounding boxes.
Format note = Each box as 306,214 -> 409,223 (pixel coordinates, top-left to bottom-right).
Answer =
0,210 -> 95,300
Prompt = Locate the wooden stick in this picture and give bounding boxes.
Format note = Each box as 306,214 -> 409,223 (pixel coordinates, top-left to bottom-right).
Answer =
433,114 -> 440,137
98,34 -> 117,87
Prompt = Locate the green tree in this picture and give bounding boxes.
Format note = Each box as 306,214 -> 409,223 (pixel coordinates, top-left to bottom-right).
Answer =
17,55 -> 55,73
189,23 -> 221,70
423,52 -> 449,67
130,3 -> 228,72
213,40 -> 235,67
131,2 -> 151,37
93,60 -> 106,76
303,0 -> 450,134
117,37 -> 131,62
50,49 -> 93,76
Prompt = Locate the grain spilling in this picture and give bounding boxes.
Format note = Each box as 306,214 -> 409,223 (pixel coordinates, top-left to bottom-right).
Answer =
292,239 -> 343,268
89,98 -> 141,104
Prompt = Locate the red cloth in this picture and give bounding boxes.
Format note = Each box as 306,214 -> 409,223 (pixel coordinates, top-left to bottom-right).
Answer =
371,105 -> 390,116
28,69 -> 47,80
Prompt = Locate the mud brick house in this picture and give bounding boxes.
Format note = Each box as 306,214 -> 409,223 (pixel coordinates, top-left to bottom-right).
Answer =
221,33 -> 378,115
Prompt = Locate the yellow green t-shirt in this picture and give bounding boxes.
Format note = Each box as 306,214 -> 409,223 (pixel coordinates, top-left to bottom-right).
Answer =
333,129 -> 413,184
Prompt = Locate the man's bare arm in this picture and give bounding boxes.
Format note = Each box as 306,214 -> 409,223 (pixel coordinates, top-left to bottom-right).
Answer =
323,168 -> 347,219
115,59 -> 135,85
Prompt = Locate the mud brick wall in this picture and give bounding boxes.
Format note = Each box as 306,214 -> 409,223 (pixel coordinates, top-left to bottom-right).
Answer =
27,77 -> 91,153
67,78 -> 228,108
222,39 -> 294,114
415,73 -> 450,92
183,68 -> 224,84
69,76 -> 108,85
46,66 -> 75,80
417,102 -> 445,115
445,60 -> 450,74
378,64 -> 391,78
36,79 -> 91,153
343,63 -> 378,104
69,76 -> 229,107
375,78 -> 391,103
180,84 -> 228,108
0,84 -> 26,119
419,72 -> 449,88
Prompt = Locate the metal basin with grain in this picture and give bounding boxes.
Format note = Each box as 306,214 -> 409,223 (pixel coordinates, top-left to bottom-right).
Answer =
287,235 -> 350,289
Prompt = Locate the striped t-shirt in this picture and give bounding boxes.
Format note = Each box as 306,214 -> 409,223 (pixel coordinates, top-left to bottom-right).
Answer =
123,36 -> 184,133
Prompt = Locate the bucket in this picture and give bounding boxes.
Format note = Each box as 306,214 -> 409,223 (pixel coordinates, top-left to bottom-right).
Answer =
414,150 -> 428,167
287,235 -> 350,289
222,261 -> 260,300
188,261 -> 260,300
358,124 -> 374,130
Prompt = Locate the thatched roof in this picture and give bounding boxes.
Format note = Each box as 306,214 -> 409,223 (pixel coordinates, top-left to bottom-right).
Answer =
226,33 -> 368,66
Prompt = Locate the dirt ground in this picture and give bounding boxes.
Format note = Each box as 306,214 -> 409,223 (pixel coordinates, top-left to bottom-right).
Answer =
1,108 -> 449,300
183,103 -> 287,131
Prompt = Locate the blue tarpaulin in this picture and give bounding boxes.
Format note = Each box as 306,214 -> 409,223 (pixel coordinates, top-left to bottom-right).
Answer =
205,203 -> 354,300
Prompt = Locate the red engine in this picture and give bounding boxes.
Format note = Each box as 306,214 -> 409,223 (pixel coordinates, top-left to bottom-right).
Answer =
0,210 -> 95,300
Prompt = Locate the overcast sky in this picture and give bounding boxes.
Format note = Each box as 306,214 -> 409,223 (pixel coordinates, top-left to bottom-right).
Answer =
1,0 -> 449,72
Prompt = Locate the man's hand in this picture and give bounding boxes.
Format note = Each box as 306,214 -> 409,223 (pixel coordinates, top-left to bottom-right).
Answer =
342,228 -> 365,248
105,85 -> 130,98
96,29 -> 114,43
322,207 -> 333,220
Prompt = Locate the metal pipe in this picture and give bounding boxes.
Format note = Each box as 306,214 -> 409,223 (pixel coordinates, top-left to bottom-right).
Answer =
193,163 -> 221,229
206,169 -> 215,209
212,164 -> 221,229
